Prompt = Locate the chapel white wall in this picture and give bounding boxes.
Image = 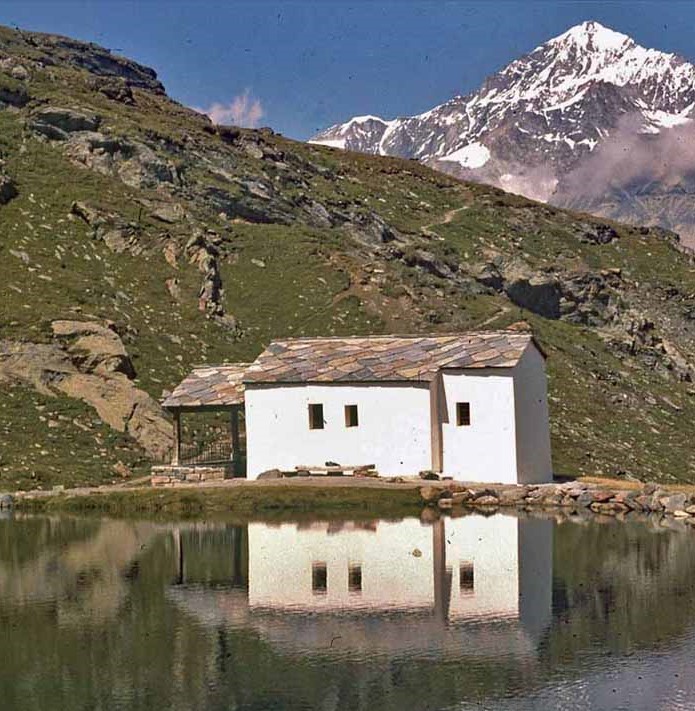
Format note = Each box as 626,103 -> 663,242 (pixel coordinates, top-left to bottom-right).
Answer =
244,382 -> 432,478
440,369 -> 518,483
512,344 -> 553,484
247,519 -> 435,611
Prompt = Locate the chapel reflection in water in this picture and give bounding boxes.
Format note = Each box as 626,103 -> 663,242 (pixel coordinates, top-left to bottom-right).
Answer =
167,513 -> 553,661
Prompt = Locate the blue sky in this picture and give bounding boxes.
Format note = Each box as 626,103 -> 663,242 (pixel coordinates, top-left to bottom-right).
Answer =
1,1 -> 694,139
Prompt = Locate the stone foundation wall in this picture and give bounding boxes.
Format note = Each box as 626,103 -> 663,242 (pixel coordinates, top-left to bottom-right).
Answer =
151,464 -> 229,487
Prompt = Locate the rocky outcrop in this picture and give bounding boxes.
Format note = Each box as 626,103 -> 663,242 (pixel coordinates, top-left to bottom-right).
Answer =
28,106 -> 101,140
65,132 -> 180,189
87,76 -> 134,105
0,76 -> 29,107
342,209 -> 403,246
0,321 -> 171,460
51,320 -> 136,378
505,275 -> 562,319
70,201 -> 142,255
29,31 -> 165,94
185,230 -> 239,333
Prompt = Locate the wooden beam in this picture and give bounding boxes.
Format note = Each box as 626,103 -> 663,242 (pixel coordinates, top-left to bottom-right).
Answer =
230,407 -> 240,458
172,410 -> 181,466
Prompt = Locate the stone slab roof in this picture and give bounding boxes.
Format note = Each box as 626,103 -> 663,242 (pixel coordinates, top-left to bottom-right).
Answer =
162,363 -> 250,409
243,333 -> 539,385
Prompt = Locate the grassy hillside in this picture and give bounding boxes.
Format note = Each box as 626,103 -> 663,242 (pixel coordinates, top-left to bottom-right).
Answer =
1,25 -> 695,489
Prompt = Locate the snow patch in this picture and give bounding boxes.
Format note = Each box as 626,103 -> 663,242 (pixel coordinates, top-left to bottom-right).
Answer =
440,142 -> 490,168
642,106 -> 693,130
308,138 -> 346,149
348,115 -> 386,126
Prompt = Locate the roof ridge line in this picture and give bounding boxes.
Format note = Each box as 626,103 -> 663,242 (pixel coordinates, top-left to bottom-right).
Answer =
270,330 -> 533,343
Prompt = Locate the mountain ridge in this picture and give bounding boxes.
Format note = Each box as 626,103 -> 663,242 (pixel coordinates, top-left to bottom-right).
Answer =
311,21 -> 695,245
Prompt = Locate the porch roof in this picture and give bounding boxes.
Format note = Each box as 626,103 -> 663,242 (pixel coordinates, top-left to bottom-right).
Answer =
162,362 -> 250,409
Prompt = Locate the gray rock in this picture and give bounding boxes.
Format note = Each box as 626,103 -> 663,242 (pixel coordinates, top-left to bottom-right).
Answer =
475,494 -> 500,507
0,494 -> 14,509
499,486 -> 529,505
661,493 -> 688,513
0,83 -> 29,107
505,276 -> 562,319
576,490 -> 595,507
419,470 -> 440,481
257,468 -> 283,480
0,174 -> 17,204
29,107 -> 101,140
10,64 -> 29,81
579,222 -> 619,245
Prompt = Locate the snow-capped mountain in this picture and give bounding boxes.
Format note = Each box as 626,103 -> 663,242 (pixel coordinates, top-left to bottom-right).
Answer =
311,21 -> 695,245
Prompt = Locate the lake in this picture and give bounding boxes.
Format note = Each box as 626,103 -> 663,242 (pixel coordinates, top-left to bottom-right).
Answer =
1,510 -> 694,710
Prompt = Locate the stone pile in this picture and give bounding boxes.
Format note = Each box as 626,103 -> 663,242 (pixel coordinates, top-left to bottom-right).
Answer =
419,480 -> 695,519
151,465 -> 227,487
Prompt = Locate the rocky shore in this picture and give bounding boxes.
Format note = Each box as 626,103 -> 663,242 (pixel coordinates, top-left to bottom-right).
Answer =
420,479 -> 695,520
4,474 -> 695,521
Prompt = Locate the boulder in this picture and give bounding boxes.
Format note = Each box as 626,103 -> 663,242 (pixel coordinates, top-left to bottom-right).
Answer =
0,494 -> 13,510
660,493 -> 688,513
451,490 -> 474,504
0,174 -> 17,204
475,495 -> 500,507
0,82 -> 29,107
257,469 -> 283,480
419,486 -> 442,504
343,209 -> 402,246
89,76 -> 134,105
591,489 -> 614,503
579,222 -> 619,245
419,470 -> 440,481
499,486 -> 528,506
576,490 -> 595,507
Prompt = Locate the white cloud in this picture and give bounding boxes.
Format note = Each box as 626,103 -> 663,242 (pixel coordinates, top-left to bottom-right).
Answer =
195,90 -> 264,128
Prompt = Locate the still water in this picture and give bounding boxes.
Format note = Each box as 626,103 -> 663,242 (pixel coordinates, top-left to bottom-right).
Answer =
1,510 -> 694,710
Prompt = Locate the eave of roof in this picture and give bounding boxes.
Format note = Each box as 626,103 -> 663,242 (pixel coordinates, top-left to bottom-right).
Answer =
162,362 -> 251,409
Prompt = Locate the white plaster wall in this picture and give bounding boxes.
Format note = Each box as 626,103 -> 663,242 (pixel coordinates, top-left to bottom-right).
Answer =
441,369 -> 518,483
247,519 -> 435,611
513,345 -> 553,484
245,382 -> 432,478
445,515 -> 520,621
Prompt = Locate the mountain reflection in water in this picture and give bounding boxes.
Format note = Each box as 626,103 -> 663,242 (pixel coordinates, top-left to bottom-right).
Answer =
2,512 -> 695,710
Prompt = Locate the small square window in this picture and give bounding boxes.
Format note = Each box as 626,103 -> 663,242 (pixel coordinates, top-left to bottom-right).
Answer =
344,404 -> 359,428
460,562 -> 474,594
348,564 -> 362,593
456,402 -> 471,426
312,562 -> 327,594
308,403 -> 324,430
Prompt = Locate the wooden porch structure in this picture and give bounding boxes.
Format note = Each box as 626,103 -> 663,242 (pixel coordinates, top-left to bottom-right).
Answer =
160,363 -> 250,479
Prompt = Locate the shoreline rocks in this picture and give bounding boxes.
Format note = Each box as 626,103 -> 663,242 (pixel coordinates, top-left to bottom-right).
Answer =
418,480 -> 695,520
